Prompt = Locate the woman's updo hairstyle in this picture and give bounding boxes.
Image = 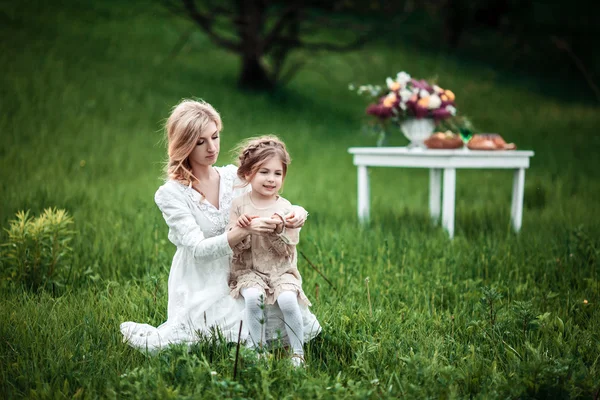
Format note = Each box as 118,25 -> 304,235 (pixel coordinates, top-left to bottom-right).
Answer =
234,135 -> 290,184
164,99 -> 222,185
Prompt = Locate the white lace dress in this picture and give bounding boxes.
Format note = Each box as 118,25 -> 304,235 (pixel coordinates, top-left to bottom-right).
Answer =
120,165 -> 321,353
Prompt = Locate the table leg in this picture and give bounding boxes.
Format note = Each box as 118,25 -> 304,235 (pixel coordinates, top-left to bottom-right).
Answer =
511,168 -> 525,232
442,168 -> 456,239
429,168 -> 442,224
357,165 -> 370,223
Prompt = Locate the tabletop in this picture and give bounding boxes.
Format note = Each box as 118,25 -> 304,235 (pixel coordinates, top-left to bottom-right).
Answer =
348,147 -> 535,169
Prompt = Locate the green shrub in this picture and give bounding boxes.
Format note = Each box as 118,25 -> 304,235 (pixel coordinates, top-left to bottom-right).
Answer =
1,208 -> 75,291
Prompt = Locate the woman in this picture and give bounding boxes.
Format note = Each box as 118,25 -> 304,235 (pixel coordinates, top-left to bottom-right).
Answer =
120,99 -> 321,353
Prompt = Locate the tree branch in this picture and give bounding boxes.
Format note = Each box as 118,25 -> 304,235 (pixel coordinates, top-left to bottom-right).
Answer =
551,35 -> 600,102
276,31 -> 374,52
278,59 -> 307,86
164,27 -> 195,64
302,14 -> 369,33
180,0 -> 241,52
160,0 -> 189,19
262,5 -> 301,53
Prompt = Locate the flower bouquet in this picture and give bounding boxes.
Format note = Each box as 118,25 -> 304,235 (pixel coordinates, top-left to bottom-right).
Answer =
352,71 -> 458,147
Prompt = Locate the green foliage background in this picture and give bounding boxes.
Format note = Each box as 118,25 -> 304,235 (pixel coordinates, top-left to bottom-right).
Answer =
1,0 -> 599,398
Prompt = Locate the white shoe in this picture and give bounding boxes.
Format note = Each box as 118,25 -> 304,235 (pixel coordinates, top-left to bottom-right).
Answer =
290,354 -> 305,368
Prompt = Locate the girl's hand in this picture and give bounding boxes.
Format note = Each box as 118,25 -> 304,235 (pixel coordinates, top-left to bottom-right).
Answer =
271,214 -> 285,234
245,217 -> 282,235
237,214 -> 257,228
284,210 -> 307,229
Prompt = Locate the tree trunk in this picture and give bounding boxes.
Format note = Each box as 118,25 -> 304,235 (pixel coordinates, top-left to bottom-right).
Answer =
238,54 -> 274,90
235,0 -> 273,90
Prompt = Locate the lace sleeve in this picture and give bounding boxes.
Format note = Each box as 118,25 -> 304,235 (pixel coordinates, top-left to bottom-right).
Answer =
227,196 -> 251,253
290,205 -> 308,222
267,227 -> 300,257
155,185 -> 233,262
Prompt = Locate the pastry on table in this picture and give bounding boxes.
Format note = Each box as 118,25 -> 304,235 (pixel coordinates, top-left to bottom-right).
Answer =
467,134 -> 516,150
424,131 -> 463,149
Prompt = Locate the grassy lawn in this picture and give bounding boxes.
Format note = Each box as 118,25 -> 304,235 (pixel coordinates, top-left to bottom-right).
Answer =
1,0 -> 599,398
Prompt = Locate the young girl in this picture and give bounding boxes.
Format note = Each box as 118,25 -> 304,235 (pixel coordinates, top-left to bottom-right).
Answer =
228,136 -> 318,367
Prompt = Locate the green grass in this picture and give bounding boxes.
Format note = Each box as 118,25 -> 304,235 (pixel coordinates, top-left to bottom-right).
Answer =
1,0 -> 599,398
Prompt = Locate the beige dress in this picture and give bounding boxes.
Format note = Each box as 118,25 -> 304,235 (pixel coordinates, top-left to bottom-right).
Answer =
228,192 -> 311,306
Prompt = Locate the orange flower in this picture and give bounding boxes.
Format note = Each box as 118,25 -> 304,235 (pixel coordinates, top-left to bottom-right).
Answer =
390,82 -> 401,91
383,93 -> 397,108
441,94 -> 448,102
417,97 -> 430,108
583,299 -> 588,304
444,90 -> 455,101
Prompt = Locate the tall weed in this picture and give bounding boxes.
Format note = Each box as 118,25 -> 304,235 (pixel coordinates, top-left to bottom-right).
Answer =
1,208 -> 75,292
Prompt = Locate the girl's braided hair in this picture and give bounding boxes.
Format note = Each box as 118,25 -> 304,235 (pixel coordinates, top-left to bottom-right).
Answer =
234,135 -> 291,184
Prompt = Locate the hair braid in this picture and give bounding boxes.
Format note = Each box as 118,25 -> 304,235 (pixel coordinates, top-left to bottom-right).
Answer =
233,135 -> 290,184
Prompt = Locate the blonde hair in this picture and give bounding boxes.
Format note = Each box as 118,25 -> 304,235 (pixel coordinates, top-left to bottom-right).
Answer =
234,135 -> 291,185
164,99 -> 222,185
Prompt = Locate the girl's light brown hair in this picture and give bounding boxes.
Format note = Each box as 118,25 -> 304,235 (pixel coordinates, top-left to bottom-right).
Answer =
164,99 -> 222,185
234,135 -> 291,185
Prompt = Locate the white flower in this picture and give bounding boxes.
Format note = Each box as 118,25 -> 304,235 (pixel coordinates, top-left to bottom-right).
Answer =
419,89 -> 430,98
400,89 -> 412,102
446,105 -> 457,116
428,94 -> 442,109
433,85 -> 443,93
386,77 -> 395,89
396,71 -> 411,85
370,85 -> 382,96
399,102 -> 407,110
348,83 -> 355,91
210,371 -> 218,376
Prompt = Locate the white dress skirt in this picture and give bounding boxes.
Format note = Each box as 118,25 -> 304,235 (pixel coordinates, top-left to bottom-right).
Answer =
120,165 -> 321,353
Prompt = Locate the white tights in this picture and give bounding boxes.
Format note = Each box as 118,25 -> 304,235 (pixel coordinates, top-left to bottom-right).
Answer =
241,287 -> 304,356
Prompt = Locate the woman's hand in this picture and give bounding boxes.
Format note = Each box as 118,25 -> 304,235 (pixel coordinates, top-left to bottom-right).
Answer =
245,217 -> 282,235
284,209 -> 308,228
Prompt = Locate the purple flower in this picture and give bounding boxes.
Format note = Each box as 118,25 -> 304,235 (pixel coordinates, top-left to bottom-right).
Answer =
413,104 -> 429,118
411,79 -> 432,91
431,108 -> 451,121
366,103 -> 393,119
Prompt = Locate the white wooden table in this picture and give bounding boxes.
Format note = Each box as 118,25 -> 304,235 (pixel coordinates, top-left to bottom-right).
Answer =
348,147 -> 535,238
